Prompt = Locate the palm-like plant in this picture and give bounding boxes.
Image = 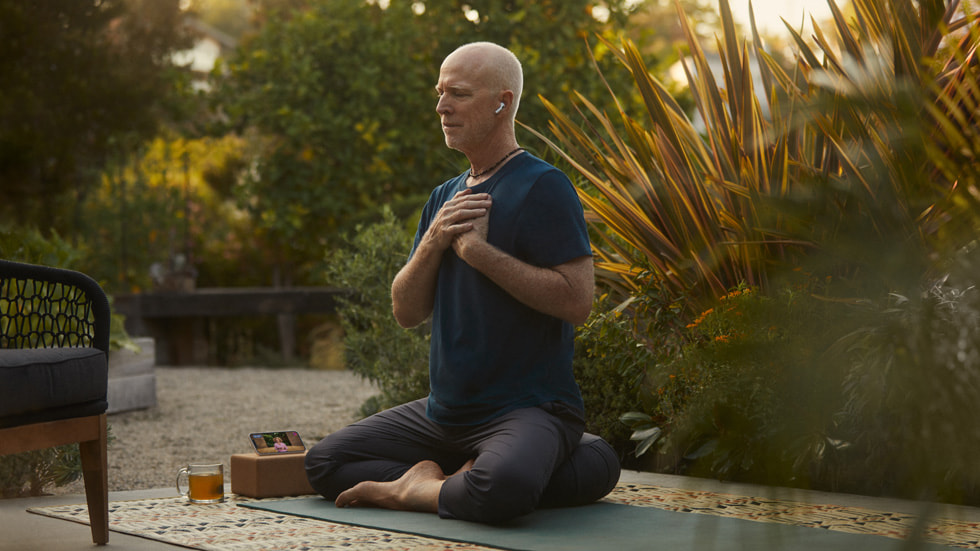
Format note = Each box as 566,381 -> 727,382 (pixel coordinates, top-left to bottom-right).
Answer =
528,0 -> 979,318
537,0 -> 980,495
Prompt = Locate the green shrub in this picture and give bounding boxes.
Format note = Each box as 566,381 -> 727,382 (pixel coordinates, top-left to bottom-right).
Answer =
321,207 -> 430,417
574,300 -> 652,468
834,252 -> 980,503
620,261 -> 980,505
0,447 -> 82,498
621,275 -> 865,486
574,269 -> 687,469
0,224 -> 84,269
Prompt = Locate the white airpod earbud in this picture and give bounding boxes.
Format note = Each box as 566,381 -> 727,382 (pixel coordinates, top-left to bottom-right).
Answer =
495,102 -> 505,114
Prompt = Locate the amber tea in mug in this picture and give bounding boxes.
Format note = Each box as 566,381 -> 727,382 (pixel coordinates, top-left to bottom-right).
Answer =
176,463 -> 224,503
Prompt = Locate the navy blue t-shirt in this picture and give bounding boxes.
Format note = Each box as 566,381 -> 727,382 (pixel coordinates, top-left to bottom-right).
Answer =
409,152 -> 591,425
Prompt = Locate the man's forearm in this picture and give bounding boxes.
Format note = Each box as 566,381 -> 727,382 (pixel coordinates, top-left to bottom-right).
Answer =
391,240 -> 443,328
455,238 -> 594,324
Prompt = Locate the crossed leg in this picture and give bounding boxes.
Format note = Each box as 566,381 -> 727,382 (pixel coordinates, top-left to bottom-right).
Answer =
305,399 -> 612,523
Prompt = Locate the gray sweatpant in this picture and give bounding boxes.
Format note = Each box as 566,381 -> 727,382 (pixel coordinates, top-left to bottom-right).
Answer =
305,398 -> 619,524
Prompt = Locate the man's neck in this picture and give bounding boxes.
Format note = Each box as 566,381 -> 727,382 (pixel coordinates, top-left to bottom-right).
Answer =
467,139 -> 521,175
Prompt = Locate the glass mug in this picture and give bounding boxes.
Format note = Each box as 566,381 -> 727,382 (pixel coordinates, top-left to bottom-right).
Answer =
176,463 -> 224,503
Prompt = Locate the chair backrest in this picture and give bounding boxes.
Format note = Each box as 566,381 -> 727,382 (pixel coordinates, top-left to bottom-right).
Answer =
0,259 -> 110,353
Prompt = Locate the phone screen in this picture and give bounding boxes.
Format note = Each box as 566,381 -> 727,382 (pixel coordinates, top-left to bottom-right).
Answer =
249,431 -> 306,455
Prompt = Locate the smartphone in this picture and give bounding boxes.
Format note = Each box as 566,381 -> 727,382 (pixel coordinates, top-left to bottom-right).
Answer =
249,430 -> 306,455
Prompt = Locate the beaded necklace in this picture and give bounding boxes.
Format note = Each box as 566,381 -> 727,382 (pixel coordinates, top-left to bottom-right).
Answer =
469,147 -> 524,179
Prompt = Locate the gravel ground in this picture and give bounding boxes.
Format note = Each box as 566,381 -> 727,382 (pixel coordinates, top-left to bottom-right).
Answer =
53,366 -> 378,495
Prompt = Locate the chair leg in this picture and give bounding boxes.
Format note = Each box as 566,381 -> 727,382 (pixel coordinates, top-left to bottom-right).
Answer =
78,414 -> 109,545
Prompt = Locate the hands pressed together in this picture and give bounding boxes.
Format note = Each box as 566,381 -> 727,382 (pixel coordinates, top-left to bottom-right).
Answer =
424,188 -> 492,258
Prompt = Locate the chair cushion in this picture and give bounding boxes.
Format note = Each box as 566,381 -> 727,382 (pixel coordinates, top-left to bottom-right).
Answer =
0,348 -> 108,425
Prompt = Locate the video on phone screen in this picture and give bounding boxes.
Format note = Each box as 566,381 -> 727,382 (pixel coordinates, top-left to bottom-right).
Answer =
251,431 -> 304,454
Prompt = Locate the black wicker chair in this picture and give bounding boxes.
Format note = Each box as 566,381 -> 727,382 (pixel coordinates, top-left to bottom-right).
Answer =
0,259 -> 110,544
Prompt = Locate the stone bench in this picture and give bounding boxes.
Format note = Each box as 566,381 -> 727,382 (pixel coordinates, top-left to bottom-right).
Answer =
114,287 -> 345,366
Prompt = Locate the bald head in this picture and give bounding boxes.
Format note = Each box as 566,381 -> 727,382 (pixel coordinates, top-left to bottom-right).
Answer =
443,42 -> 523,115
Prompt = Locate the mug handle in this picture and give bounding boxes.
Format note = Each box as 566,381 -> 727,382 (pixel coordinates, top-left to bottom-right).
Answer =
176,467 -> 189,497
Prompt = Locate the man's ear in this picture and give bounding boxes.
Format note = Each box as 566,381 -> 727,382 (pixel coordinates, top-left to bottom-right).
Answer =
497,90 -> 515,112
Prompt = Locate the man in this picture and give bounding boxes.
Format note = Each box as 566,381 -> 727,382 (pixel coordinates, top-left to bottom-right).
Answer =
305,42 -> 619,524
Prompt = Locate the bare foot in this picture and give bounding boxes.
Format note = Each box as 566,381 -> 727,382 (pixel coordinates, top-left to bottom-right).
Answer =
335,460 -> 447,513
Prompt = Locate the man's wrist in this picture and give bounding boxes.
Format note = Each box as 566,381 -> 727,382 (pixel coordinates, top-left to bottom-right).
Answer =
455,235 -> 496,269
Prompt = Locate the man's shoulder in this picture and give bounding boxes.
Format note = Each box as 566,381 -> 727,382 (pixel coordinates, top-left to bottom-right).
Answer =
513,154 -> 577,199
514,152 -> 563,178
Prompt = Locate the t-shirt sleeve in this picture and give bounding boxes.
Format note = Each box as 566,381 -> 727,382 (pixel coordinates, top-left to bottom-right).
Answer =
409,201 -> 433,259
409,182 -> 454,259
515,169 -> 592,267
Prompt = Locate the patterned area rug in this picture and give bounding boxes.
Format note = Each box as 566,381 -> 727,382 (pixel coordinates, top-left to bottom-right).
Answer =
27,483 -> 980,550
613,484 -> 980,549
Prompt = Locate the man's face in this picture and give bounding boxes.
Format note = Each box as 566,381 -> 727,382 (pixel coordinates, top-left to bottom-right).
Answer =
435,52 -> 497,154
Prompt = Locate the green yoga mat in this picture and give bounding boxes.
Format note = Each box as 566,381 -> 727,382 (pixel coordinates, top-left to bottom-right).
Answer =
241,498 -> 954,551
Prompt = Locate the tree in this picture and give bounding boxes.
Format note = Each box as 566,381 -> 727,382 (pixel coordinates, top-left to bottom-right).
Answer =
0,0 -> 191,233
188,0 -> 254,38
80,135 -> 258,293
212,0 -> 650,283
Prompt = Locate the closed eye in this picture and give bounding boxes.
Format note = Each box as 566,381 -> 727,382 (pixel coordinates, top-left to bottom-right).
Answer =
435,86 -> 471,98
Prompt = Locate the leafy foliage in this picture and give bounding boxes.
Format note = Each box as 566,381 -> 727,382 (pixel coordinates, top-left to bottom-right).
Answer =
0,224 -> 84,270
320,208 -> 430,417
0,0 -> 192,233
573,266 -> 687,468
574,296 -> 658,467
531,0 -> 979,316
79,135 -> 260,294
835,258 -> 980,501
0,446 -> 82,498
539,0 -> 980,503
627,281 -> 859,484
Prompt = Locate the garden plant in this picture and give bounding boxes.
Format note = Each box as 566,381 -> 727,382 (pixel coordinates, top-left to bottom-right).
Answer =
533,0 -> 980,503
